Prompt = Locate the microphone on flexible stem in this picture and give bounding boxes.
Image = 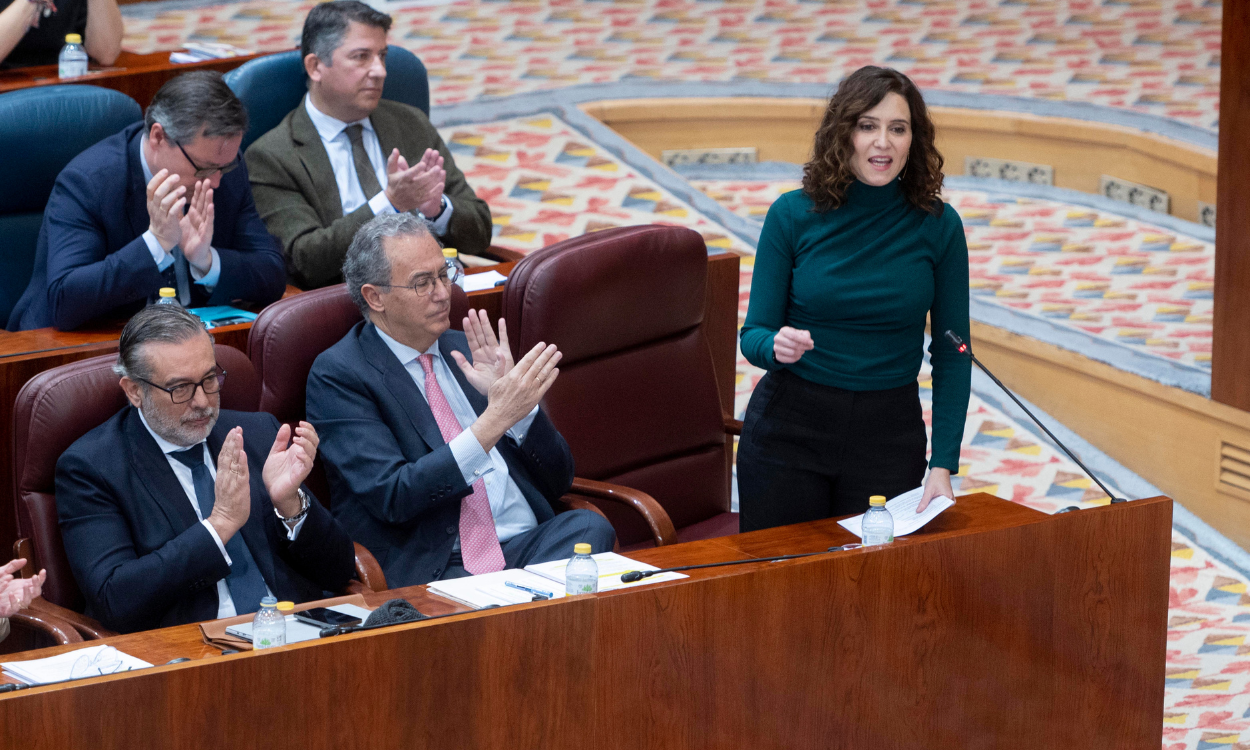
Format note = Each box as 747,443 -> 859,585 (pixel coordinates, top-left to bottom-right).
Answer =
620,545 -> 862,583
943,330 -> 1125,510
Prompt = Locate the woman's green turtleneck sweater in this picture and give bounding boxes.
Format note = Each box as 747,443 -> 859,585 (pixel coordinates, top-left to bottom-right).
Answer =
740,179 -> 971,471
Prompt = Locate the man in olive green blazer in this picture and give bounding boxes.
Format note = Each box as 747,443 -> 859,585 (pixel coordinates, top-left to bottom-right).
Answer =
245,1 -> 491,289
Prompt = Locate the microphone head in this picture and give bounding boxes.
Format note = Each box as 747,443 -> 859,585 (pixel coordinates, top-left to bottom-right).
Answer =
621,571 -> 645,583
944,330 -> 969,354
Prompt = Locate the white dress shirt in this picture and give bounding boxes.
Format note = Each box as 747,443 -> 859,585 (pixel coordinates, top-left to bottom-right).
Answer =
137,411 -> 305,619
137,140 -> 222,289
303,95 -> 453,236
374,328 -> 539,546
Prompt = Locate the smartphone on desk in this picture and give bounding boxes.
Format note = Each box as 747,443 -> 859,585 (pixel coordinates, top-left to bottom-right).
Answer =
294,607 -> 363,628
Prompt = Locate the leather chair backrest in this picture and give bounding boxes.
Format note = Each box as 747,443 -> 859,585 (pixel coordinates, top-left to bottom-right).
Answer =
11,344 -> 258,612
502,226 -> 729,543
225,46 -> 430,152
0,85 -> 142,327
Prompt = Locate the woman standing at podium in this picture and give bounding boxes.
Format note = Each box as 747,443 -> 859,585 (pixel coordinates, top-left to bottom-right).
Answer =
737,66 -> 971,533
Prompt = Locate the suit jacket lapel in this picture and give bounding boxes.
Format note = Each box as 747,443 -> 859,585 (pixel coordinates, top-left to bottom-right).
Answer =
360,323 -> 449,452
122,408 -> 201,533
206,422 -> 279,590
126,128 -> 151,240
290,103 -> 345,223
370,102 -> 401,161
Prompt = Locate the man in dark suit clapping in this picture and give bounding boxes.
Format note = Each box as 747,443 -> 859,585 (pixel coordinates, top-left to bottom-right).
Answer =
56,305 -> 355,633
307,213 -> 614,588
7,71 -> 285,331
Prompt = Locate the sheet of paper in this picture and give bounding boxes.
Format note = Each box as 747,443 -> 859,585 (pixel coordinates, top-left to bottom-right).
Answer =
461,270 -> 508,293
525,552 -> 688,592
224,603 -> 374,643
837,486 -> 956,539
2,645 -> 152,685
427,569 -> 567,609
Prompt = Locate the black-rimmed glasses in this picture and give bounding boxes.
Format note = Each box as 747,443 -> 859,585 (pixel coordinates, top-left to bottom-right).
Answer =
372,266 -> 462,298
137,371 -> 227,404
175,140 -> 240,179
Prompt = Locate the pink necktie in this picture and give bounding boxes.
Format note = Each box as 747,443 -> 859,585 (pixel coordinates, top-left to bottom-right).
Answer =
418,354 -> 505,575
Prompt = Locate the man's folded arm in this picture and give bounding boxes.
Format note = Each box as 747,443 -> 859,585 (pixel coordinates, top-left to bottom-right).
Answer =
45,171 -> 165,331
307,364 -> 473,525
55,453 -> 230,633
246,147 -> 375,289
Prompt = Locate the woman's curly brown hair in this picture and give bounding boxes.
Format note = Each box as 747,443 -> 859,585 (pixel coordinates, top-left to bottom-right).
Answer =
802,66 -> 945,216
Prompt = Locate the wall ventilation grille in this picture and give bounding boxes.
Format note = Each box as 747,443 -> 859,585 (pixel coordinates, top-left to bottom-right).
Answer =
1219,442 -> 1250,494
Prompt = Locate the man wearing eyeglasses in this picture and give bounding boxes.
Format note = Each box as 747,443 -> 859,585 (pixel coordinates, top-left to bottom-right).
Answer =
306,213 -> 614,587
7,70 -> 285,331
55,304 -> 356,633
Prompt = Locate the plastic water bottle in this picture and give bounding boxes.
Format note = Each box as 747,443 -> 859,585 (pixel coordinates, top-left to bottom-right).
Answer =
252,597 -> 287,650
443,247 -> 466,289
862,495 -> 894,546
58,34 -> 88,79
155,287 -> 180,306
565,543 -> 598,595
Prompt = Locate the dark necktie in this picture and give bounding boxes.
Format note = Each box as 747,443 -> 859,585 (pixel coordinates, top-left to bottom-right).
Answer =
170,246 -> 192,306
170,444 -> 268,615
344,124 -> 383,200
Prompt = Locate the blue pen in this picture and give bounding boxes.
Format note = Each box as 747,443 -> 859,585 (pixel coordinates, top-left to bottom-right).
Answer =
504,580 -> 554,600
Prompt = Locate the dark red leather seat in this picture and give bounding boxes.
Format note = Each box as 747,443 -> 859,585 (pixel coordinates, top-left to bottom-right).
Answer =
249,282 -> 677,546
502,225 -> 739,547
11,345 -> 258,637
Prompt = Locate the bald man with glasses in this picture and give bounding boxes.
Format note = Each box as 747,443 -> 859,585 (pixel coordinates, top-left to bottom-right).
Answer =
55,304 -> 355,633
7,70 -> 285,331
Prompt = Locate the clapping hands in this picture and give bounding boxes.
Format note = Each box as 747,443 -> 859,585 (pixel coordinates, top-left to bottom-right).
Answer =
384,148 -> 446,217
0,558 -> 46,619
449,310 -> 509,396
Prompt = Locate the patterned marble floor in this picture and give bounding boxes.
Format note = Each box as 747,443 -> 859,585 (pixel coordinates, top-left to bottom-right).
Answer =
121,0 -> 1221,133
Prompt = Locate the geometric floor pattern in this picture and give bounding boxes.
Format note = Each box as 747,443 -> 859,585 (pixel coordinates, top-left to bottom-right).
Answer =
121,0 -> 1222,133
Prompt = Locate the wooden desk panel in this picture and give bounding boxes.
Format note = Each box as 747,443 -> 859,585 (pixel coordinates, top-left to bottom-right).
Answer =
0,51 -> 267,108
0,494 -> 1170,750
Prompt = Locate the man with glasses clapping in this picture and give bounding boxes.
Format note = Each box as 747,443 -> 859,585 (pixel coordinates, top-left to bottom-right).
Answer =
306,213 -> 615,588
7,70 -> 285,331
55,305 -> 356,633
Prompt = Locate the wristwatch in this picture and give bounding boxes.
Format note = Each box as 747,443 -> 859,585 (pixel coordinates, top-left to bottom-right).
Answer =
275,487 -> 311,524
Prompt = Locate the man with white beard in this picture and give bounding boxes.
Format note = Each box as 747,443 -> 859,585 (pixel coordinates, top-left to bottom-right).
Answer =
55,304 -> 356,633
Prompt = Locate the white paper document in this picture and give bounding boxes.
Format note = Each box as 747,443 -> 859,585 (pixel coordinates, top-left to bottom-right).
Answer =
2,645 -> 151,685
427,569 -> 568,609
461,270 -> 508,293
837,486 -> 956,539
224,603 -> 373,644
525,552 -> 687,592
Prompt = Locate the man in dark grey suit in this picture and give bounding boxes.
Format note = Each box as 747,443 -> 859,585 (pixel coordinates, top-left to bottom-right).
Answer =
307,213 -> 614,588
56,305 -> 355,633
245,0 -> 491,290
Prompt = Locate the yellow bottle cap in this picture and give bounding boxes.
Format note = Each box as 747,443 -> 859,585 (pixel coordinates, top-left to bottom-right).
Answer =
158,287 -> 176,298
275,601 -> 295,612
65,34 -> 82,44
442,247 -> 458,258
573,543 -> 592,555
869,495 -> 887,507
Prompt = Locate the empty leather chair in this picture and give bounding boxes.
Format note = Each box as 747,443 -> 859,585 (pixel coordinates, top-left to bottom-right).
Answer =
224,45 -> 429,152
0,86 -> 142,327
502,225 -> 740,547
248,283 -> 675,545
10,344 -> 382,639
